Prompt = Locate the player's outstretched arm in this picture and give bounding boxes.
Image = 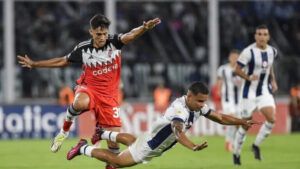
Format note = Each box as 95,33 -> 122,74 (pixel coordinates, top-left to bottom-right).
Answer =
206,111 -> 262,128
171,120 -> 208,151
120,18 -> 161,45
17,55 -> 71,68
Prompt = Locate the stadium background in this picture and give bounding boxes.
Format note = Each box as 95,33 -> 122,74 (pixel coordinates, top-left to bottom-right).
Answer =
0,0 -> 299,168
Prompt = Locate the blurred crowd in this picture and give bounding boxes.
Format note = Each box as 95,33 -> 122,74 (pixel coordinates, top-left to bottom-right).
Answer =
0,1 -> 299,102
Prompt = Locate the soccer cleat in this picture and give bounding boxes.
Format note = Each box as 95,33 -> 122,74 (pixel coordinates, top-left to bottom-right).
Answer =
251,144 -> 262,161
91,126 -> 105,145
233,154 -> 241,165
67,139 -> 88,160
51,132 -> 68,152
105,165 -> 116,169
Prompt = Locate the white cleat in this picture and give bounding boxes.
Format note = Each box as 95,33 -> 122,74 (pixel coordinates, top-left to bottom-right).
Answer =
51,132 -> 68,152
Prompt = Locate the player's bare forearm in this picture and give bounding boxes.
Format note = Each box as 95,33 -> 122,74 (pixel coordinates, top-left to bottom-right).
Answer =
18,55 -> 70,68
172,120 -> 207,151
121,18 -> 161,45
206,111 -> 262,127
33,57 -> 70,68
270,66 -> 278,92
235,65 -> 250,81
235,65 -> 258,81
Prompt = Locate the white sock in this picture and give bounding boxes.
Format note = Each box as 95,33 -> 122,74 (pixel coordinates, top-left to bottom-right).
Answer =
80,145 -> 95,157
225,126 -> 237,143
229,126 -> 238,145
234,127 -> 247,155
225,126 -> 231,142
254,121 -> 274,146
101,131 -> 119,142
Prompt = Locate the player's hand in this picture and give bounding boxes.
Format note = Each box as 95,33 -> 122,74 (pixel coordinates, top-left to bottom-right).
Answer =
143,18 -> 161,30
244,120 -> 262,128
192,141 -> 208,151
271,81 -> 278,93
17,55 -> 34,69
249,75 -> 259,81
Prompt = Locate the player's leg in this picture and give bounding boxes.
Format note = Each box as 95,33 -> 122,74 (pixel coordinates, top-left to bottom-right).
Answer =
252,95 -> 276,160
67,139 -> 137,168
95,97 -> 123,169
51,92 -> 90,152
225,115 -> 237,152
252,106 -> 276,160
222,103 -> 235,151
233,99 -> 255,165
105,127 -> 121,169
92,126 -> 136,146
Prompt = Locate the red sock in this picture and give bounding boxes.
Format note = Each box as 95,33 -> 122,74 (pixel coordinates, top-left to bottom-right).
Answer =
62,120 -> 73,132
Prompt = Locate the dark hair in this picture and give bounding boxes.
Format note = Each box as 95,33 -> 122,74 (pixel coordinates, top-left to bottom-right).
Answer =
256,24 -> 268,31
229,49 -> 240,55
188,82 -> 209,95
90,14 -> 111,29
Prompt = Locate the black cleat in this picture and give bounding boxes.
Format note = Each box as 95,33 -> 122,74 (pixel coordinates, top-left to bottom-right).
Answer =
251,144 -> 262,161
233,154 -> 241,165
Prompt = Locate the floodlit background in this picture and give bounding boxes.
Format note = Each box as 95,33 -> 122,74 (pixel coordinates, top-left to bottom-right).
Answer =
0,0 -> 299,168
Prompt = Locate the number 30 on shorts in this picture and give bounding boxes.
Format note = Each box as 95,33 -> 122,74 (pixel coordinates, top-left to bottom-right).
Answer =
112,107 -> 120,118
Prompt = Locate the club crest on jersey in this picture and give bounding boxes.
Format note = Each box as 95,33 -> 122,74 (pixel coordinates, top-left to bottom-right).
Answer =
82,48 -> 120,68
262,61 -> 268,68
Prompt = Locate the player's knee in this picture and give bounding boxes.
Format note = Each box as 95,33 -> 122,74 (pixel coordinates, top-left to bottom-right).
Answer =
73,93 -> 90,111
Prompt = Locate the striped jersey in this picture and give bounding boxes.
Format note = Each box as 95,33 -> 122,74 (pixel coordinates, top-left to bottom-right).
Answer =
145,95 -> 211,156
237,43 -> 277,99
66,34 -> 124,99
217,63 -> 239,105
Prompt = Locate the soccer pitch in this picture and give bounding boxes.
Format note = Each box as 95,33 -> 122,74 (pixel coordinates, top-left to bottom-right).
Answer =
1,134 -> 299,169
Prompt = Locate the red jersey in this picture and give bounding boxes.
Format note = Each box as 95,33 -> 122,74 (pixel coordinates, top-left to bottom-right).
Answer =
66,34 -> 124,99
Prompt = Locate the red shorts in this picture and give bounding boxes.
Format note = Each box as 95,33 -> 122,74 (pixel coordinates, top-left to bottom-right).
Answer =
75,85 -> 121,127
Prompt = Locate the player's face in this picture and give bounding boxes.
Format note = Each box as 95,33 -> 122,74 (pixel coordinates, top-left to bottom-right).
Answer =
186,92 -> 208,111
89,27 -> 109,48
228,52 -> 239,66
255,28 -> 270,49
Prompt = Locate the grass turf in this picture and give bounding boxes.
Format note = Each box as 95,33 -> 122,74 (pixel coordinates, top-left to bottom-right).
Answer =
0,133 -> 299,169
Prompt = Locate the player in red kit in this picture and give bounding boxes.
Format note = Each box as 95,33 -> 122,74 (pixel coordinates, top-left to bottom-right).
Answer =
18,14 -> 161,169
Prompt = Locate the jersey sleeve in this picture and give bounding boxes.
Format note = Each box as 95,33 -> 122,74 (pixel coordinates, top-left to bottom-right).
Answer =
164,103 -> 189,123
66,45 -> 83,63
200,104 -> 211,117
217,65 -> 223,79
237,49 -> 251,67
108,34 -> 124,49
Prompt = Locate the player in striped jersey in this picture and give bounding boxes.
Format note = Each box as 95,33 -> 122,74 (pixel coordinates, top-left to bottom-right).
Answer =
66,82 -> 261,168
216,49 -> 241,152
232,25 -> 278,165
17,14 -> 161,169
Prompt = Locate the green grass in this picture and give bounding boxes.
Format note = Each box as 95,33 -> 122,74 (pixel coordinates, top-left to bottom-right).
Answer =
1,134 -> 300,169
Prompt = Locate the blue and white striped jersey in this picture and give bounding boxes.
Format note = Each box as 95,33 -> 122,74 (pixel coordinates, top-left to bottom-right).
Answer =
237,43 -> 277,99
145,95 -> 211,156
217,63 -> 239,105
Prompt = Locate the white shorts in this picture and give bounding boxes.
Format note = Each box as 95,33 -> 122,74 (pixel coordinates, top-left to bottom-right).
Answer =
240,94 -> 275,118
221,101 -> 240,116
128,134 -> 154,164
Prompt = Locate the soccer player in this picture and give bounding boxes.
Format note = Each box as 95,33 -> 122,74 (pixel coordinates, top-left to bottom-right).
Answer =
66,82 -> 261,168
18,14 -> 161,168
232,25 -> 278,165
216,49 -> 241,152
